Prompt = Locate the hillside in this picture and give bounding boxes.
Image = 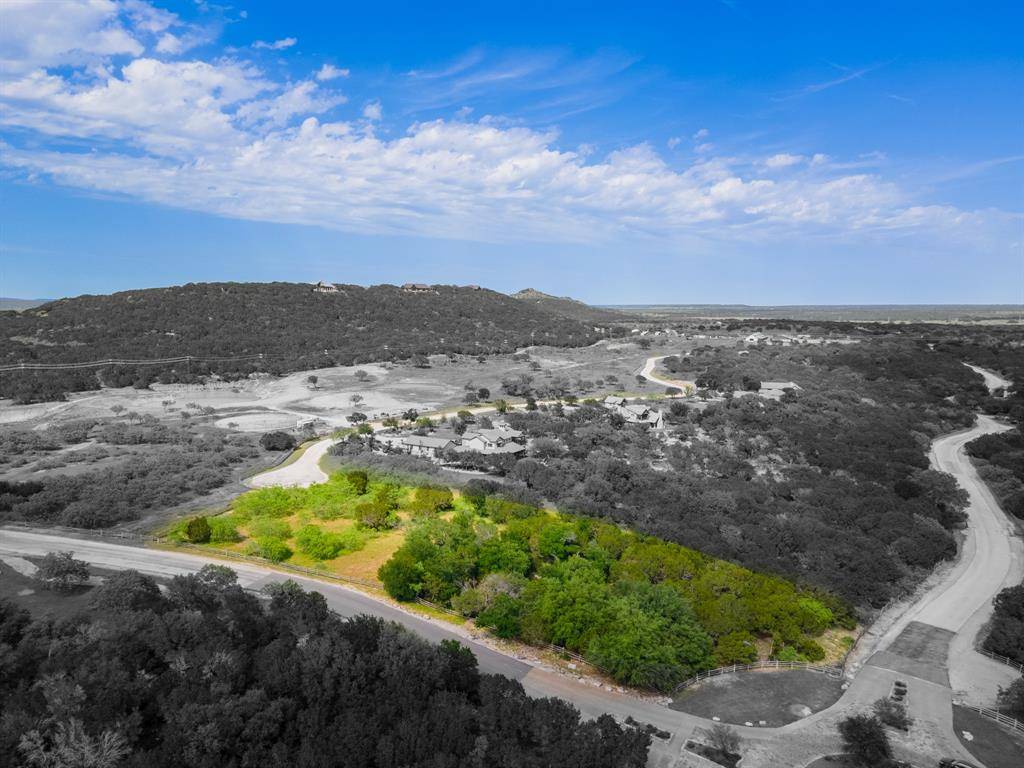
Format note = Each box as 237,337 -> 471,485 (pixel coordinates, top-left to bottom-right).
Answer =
512,288 -> 634,324
0,282 -> 603,403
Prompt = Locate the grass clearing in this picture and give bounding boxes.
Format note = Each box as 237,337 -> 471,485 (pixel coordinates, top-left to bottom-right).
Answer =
952,705 -> 1024,768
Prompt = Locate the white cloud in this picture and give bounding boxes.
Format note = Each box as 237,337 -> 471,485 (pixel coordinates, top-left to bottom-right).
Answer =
764,153 -> 804,169
0,2 -> 1014,256
316,63 -> 349,81
236,80 -> 345,127
0,0 -> 143,75
253,37 -> 296,51
667,136 -> 681,150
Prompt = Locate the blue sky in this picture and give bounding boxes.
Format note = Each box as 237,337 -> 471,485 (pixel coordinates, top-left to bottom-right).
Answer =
1,0 -> 1021,304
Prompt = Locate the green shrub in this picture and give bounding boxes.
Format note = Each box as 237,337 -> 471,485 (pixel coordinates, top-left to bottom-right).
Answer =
248,517 -> 292,540
713,631 -> 759,665
184,516 -> 211,544
411,486 -> 454,516
233,487 -> 305,519
247,537 -> 291,562
347,470 -> 369,495
356,501 -> 399,530
794,637 -> 826,661
208,516 -> 240,543
872,698 -> 913,730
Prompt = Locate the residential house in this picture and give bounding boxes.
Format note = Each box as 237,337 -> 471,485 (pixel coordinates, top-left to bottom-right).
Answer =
457,427 -> 526,455
312,280 -> 338,293
604,396 -> 664,428
402,283 -> 433,293
398,435 -> 455,459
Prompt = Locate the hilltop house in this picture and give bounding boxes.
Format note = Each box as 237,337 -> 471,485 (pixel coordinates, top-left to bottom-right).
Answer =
402,283 -> 432,293
312,281 -> 338,293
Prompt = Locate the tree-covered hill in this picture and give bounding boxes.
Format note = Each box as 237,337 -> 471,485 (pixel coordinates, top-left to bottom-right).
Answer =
0,282 -> 603,402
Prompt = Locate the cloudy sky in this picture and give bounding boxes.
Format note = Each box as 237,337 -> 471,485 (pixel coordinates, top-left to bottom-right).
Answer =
1,0 -> 1021,303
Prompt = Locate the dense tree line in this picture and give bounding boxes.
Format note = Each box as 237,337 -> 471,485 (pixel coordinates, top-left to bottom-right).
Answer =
0,282 -> 602,403
966,431 -> 1024,520
983,585 -> 1024,664
377,495 -> 843,690
0,568 -> 649,767
0,422 -> 259,528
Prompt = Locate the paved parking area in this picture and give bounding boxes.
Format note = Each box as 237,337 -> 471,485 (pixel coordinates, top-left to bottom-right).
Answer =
866,620 -> 954,685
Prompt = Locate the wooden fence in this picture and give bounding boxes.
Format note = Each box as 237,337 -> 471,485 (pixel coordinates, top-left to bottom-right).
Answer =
959,704 -> 1024,734
672,660 -> 843,694
977,648 -> 1024,674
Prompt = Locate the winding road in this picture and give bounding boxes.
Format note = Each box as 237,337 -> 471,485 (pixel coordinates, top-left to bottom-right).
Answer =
2,364 -> 1019,766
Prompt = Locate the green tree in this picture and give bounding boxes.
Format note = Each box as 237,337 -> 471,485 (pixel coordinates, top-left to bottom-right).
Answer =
478,536 -> 532,576
378,550 -> 422,601
477,594 -> 523,638
185,516 -> 212,543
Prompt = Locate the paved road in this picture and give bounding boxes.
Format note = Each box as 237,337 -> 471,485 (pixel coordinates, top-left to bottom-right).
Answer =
638,355 -> 694,391
964,362 -> 1012,394
246,439 -> 333,488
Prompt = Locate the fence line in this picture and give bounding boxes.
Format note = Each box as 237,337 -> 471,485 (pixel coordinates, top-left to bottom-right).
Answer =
958,704 -> 1024,734
977,648 -> 1024,674
671,660 -> 843,694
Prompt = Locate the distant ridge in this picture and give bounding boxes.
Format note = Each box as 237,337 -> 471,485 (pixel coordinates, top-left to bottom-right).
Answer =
0,281 -> 604,402
0,297 -> 51,311
607,303 -> 1024,324
513,288 -> 634,324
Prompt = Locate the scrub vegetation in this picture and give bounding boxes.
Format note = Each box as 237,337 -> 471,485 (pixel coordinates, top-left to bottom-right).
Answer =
183,468 -> 846,693
0,420 -> 260,528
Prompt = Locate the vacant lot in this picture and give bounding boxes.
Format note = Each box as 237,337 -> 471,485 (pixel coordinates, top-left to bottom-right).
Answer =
952,705 -> 1024,768
670,669 -> 845,726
